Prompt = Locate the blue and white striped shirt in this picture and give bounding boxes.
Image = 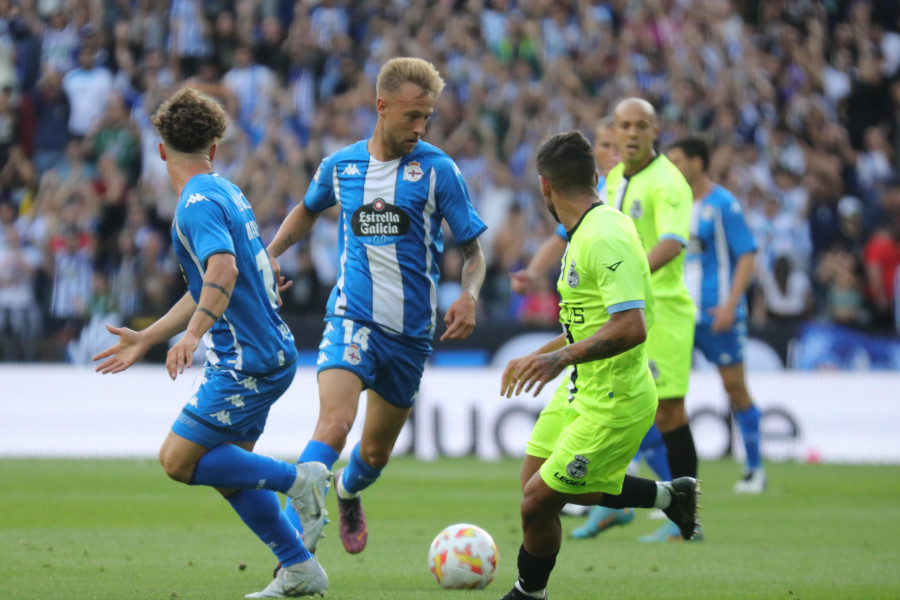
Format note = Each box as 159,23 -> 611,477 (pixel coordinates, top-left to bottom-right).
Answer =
685,185 -> 757,325
304,140 -> 487,340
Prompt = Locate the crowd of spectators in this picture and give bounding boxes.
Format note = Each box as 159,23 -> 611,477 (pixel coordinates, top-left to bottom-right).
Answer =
0,0 -> 898,363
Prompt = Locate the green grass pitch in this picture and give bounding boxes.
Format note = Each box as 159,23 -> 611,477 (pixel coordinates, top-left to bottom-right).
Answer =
3,457 -> 900,599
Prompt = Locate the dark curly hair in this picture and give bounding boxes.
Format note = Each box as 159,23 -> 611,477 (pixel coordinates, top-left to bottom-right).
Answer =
150,87 -> 228,154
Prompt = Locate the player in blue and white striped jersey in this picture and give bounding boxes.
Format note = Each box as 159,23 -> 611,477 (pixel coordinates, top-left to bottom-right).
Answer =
667,135 -> 766,494
92,88 -> 331,598
268,57 -> 487,555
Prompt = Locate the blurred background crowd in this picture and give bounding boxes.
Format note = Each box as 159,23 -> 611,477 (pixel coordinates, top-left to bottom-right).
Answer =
0,0 -> 898,365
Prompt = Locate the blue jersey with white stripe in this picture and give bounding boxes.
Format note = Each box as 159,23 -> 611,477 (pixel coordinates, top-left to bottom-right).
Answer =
304,140 -> 487,340
172,173 -> 297,373
685,185 -> 757,325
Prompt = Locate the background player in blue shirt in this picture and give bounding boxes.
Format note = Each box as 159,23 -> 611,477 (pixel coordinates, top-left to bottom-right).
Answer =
267,58 -> 487,555
667,135 -> 766,494
92,88 -> 332,598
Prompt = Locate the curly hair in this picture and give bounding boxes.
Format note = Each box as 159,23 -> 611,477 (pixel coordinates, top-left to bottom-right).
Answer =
150,87 -> 228,154
375,57 -> 445,99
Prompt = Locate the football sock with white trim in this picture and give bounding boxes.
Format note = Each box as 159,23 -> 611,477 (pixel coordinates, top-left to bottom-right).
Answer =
190,443 -> 295,492
227,489 -> 311,567
598,475 -> 657,509
341,442 -> 382,495
734,405 -> 762,470
516,545 -> 556,597
285,440 -> 341,532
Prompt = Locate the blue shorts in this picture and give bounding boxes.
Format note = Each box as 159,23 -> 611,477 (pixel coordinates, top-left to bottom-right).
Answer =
316,316 -> 431,408
171,363 -> 296,448
694,320 -> 746,367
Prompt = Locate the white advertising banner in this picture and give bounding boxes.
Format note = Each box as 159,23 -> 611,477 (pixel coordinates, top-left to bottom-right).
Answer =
2,365 -> 899,463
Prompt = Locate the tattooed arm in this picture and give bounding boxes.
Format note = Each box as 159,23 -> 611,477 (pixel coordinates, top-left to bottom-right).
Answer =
501,308 -> 647,398
440,238 -> 486,341
267,201 -> 322,259
265,202 -> 322,298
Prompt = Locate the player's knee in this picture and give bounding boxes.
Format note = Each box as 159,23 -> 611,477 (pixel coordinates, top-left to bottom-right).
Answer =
519,491 -> 554,531
655,400 -> 687,432
313,419 -> 353,449
158,450 -> 193,484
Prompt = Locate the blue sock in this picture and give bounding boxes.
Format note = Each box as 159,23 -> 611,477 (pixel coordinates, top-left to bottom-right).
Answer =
342,442 -> 382,495
190,444 -> 296,492
299,440 -> 341,472
227,489 -> 310,567
639,424 -> 672,481
284,440 -> 341,533
734,405 -> 762,470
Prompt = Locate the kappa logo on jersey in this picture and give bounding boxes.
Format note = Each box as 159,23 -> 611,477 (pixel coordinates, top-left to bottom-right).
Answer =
343,343 -> 362,365
702,204 -> 715,220
351,199 -> 410,241
403,161 -> 425,182
567,259 -> 580,287
631,199 -> 642,219
342,163 -> 361,176
566,454 -> 590,479
606,261 -> 623,272
225,394 -> 245,408
210,409 -> 232,425
186,193 -> 209,206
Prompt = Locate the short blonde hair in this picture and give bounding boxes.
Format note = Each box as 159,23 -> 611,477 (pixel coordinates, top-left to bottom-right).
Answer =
376,57 -> 445,99
151,87 -> 228,154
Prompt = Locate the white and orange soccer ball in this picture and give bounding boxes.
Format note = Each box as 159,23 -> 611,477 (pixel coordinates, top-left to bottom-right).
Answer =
427,523 -> 499,589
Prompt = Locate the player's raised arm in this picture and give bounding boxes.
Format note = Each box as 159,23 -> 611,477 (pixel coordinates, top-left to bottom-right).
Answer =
441,237 -> 485,341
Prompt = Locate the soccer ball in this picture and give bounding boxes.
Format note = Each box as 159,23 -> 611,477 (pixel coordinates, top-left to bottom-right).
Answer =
427,523 -> 499,589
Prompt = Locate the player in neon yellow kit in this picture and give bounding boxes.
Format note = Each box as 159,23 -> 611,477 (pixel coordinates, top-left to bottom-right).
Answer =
602,97 -> 700,542
498,131 -> 700,600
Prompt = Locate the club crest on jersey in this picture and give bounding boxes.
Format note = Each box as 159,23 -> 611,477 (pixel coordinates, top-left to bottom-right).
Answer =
403,161 -> 424,182
567,259 -> 580,287
631,199 -> 642,219
352,199 -> 410,245
566,455 -> 590,479
343,343 -> 362,365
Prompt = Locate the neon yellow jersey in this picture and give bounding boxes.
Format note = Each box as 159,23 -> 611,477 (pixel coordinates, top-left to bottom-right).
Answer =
557,204 -> 657,427
605,154 -> 694,303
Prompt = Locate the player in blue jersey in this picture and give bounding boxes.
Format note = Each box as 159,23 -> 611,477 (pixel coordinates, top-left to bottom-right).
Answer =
266,57 -> 487,555
666,135 -> 765,493
92,88 -> 332,598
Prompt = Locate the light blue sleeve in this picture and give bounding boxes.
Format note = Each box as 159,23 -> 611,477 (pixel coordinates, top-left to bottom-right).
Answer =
303,155 -> 338,212
722,198 -> 757,258
178,194 -> 234,265
555,223 -> 568,241
435,158 -> 487,243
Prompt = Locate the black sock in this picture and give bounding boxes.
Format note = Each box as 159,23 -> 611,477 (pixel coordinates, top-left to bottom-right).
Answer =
662,424 -> 698,479
598,475 -> 657,509
517,544 -> 557,594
